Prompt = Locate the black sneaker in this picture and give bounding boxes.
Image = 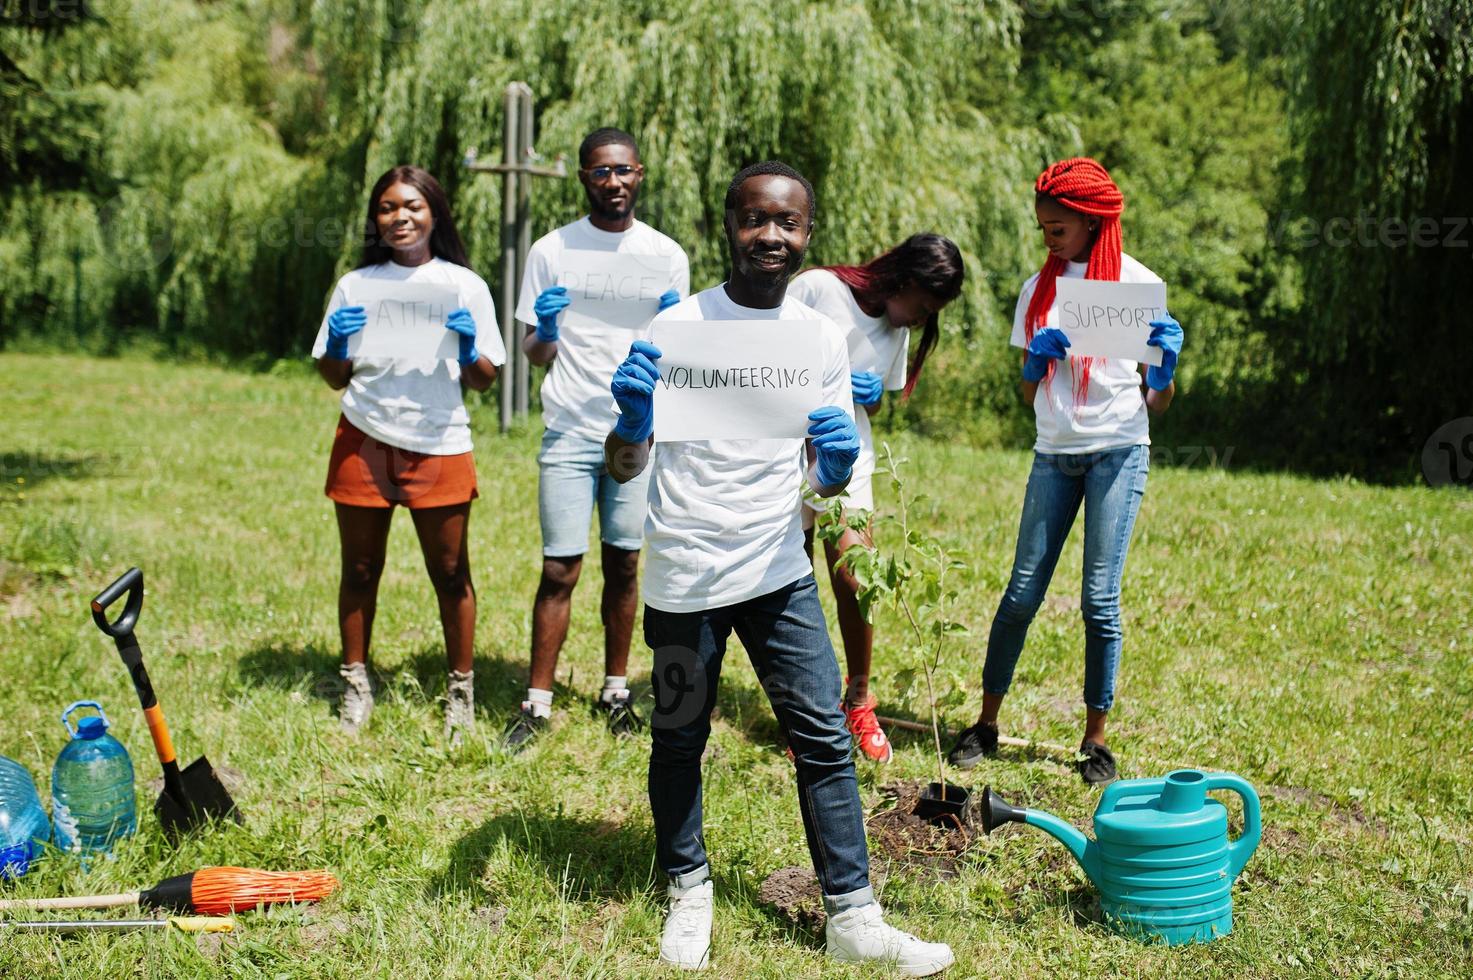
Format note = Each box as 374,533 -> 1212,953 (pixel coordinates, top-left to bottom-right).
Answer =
593,694 -> 644,738
946,721 -> 999,769
501,703 -> 547,753
1077,740 -> 1118,785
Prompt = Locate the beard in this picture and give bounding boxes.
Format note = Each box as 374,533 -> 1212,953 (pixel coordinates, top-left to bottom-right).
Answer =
588,182 -> 640,223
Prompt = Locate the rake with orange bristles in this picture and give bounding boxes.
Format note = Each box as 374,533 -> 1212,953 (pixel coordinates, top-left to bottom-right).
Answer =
0,867 -> 338,916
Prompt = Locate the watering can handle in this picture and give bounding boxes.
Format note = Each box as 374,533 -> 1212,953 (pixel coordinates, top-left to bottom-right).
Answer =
1096,777 -> 1164,816
1205,772 -> 1262,879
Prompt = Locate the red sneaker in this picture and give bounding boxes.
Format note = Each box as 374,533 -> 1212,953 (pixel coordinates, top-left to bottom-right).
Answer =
844,694 -> 893,763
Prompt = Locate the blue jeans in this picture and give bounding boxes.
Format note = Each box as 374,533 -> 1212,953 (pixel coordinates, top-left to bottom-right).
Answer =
645,576 -> 874,913
537,428 -> 650,557
982,445 -> 1150,712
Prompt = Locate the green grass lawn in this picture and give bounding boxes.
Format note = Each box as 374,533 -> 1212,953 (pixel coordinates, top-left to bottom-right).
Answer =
2,352 -> 1470,978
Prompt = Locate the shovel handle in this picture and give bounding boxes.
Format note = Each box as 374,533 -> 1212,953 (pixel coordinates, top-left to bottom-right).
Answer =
91,566 -> 144,638
90,568 -> 182,779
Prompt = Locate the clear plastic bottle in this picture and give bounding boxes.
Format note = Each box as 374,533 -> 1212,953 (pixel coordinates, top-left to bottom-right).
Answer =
0,754 -> 50,880
51,700 -> 136,855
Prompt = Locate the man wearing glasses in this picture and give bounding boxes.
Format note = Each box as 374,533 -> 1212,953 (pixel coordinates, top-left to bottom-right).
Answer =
504,128 -> 691,751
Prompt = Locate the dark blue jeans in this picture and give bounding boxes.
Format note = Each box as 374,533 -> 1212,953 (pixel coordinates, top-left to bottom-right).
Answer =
645,575 -> 874,912
982,445 -> 1150,711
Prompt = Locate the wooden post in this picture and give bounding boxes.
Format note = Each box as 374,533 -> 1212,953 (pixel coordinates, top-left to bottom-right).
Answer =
464,83 -> 566,432
497,84 -> 520,432
514,82 -> 534,420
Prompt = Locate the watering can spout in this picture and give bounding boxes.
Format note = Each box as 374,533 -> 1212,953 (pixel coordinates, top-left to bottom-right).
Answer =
980,786 -> 1103,885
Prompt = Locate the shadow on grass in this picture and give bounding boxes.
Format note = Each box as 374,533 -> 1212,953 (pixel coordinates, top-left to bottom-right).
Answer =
432,807 -> 656,902
235,641 -> 528,718
0,448 -> 103,490
713,671 -> 785,746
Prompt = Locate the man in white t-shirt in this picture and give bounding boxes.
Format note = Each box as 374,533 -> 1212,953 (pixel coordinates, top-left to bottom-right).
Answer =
503,128 -> 691,751
604,162 -> 954,976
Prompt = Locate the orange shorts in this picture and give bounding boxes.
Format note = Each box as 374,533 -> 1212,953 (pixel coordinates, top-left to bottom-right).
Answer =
324,415 -> 478,509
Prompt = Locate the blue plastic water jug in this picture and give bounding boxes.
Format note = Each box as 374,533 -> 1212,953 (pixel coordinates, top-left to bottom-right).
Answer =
0,755 -> 50,879
51,700 -> 137,855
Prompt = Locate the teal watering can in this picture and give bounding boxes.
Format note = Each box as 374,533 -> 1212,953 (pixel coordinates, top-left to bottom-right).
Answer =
981,769 -> 1261,945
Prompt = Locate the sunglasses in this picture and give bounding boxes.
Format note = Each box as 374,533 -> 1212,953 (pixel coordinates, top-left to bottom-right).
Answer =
582,164 -> 641,181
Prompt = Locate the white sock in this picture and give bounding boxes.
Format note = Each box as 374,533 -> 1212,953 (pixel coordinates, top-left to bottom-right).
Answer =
526,687 -> 553,719
600,676 -> 628,704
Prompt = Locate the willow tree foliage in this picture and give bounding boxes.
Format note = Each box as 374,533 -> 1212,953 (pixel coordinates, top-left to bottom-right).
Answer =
361,0 -> 1047,437
13,1 -> 1437,478
1280,0 -> 1473,474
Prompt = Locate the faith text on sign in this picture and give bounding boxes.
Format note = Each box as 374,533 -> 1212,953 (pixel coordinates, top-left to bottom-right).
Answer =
347,280 -> 461,361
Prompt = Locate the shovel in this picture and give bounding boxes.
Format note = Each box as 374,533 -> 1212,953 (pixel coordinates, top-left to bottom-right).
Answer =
91,567 -> 241,839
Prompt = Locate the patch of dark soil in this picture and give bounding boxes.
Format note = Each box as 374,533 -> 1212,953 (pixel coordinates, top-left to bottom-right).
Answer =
1259,824 -> 1307,853
298,910 -> 356,951
472,905 -> 508,934
1264,784 -> 1390,836
758,866 -> 824,928
195,929 -> 236,960
865,781 -> 977,878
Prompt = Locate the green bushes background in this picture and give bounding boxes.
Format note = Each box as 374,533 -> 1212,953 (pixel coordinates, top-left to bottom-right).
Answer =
2,0 -> 1469,480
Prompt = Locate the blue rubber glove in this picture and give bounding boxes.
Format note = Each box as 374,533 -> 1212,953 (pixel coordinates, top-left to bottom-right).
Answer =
324,305 -> 366,360
611,340 -> 662,443
851,370 -> 884,407
657,289 -> 680,312
446,307 -> 479,366
1145,314 -> 1183,391
534,286 -> 571,343
808,406 -> 861,488
1022,327 -> 1071,383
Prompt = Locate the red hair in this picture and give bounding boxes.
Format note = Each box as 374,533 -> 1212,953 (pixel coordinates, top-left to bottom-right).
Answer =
1024,157 -> 1124,404
820,233 -> 964,399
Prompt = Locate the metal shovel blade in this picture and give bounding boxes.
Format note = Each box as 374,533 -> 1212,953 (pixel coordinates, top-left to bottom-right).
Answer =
155,756 -> 240,839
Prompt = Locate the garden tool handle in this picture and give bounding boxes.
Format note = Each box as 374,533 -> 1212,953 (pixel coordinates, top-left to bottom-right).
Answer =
91,566 -> 144,638
90,567 -> 184,797
1205,772 -> 1262,878
169,916 -> 236,933
0,892 -> 141,912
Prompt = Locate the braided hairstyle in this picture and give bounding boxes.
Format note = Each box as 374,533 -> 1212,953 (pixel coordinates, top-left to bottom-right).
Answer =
1024,157 -> 1124,404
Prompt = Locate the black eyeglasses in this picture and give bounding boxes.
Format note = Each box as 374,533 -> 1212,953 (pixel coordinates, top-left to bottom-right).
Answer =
583,165 -> 640,181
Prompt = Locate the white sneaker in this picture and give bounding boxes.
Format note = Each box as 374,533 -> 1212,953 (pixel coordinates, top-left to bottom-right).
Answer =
339,662 -> 374,734
444,669 -> 474,748
659,880 -> 712,970
826,903 -> 954,977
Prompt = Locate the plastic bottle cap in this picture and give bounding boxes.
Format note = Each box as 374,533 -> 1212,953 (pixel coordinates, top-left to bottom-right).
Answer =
76,717 -> 107,740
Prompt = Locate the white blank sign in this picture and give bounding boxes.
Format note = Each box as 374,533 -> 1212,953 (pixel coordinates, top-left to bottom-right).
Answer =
649,320 -> 824,442
1048,279 -> 1166,366
346,280 -> 461,361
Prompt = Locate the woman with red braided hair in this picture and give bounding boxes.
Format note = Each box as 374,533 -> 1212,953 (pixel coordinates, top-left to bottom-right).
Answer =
947,158 -> 1183,784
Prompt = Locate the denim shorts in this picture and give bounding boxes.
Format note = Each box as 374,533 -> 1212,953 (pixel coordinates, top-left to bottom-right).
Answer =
538,428 -> 650,557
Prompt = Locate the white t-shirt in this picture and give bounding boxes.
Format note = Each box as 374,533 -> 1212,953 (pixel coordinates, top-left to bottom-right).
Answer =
515,217 -> 691,442
312,259 -> 505,455
640,285 -> 850,613
1009,253 -> 1157,454
788,268 -> 908,484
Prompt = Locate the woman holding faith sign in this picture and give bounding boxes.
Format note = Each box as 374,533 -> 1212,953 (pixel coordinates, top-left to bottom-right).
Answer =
312,165 -> 505,745
947,157 -> 1182,785
788,234 -> 965,763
